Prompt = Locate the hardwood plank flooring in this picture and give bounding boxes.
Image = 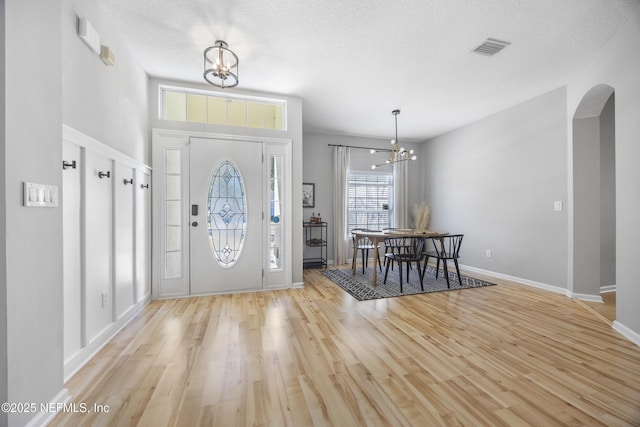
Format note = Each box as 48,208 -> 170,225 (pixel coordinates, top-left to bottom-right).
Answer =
581,291 -> 617,325
51,266 -> 640,426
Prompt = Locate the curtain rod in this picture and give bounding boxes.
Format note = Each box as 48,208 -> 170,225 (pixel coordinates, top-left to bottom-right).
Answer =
328,144 -> 392,152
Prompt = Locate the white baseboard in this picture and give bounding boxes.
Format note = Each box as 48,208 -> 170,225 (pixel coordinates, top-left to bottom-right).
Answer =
292,281 -> 304,288
567,292 -> 603,303
600,285 -> 616,293
460,264 -> 569,296
613,320 -> 640,347
24,388 -> 71,427
461,264 -> 606,303
63,294 -> 150,382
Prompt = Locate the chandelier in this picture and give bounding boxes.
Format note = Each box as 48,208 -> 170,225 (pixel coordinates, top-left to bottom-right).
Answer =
371,109 -> 416,169
203,40 -> 239,89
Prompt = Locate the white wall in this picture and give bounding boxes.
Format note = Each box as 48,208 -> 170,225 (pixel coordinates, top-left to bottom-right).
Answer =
0,1 -> 8,420
572,93 -> 616,298
1,0 -> 150,424
303,132 -> 421,263
573,116 -> 601,295
567,6 -> 640,341
62,0 -> 149,164
420,87 -> 569,288
599,96 -> 616,288
3,1 -> 64,426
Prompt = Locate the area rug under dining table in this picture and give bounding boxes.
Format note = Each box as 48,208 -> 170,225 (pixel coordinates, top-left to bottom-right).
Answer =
322,266 -> 496,301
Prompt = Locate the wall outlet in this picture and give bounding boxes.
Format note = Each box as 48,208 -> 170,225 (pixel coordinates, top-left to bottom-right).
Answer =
101,291 -> 108,308
486,249 -> 492,258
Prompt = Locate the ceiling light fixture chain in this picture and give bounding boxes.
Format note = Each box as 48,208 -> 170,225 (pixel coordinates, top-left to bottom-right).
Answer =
203,40 -> 239,89
371,109 -> 417,169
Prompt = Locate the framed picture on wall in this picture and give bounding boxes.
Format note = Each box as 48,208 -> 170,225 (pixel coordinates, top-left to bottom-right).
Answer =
302,183 -> 315,208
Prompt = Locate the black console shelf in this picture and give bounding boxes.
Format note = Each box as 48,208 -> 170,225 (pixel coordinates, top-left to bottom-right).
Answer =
303,221 -> 327,269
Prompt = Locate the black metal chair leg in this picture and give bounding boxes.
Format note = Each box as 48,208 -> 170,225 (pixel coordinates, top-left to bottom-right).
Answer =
406,260 -> 410,284
399,261 -> 404,293
383,259 -> 390,284
443,261 -> 450,288
420,256 -> 429,282
454,258 -> 462,283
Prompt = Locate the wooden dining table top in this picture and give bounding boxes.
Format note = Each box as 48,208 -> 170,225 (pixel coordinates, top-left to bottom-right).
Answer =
352,229 -> 448,240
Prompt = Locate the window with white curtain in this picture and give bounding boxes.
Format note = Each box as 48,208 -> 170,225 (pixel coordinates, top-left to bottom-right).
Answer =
347,172 -> 393,235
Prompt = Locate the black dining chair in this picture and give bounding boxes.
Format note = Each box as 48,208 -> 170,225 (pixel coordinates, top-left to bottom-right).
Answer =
351,229 -> 382,273
382,228 -> 412,271
421,234 -> 464,288
383,237 -> 426,293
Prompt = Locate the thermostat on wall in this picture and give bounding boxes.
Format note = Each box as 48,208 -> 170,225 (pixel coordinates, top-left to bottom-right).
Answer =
23,182 -> 59,208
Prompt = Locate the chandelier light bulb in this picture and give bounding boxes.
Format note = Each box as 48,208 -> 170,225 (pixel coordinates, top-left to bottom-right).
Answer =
370,109 -> 416,169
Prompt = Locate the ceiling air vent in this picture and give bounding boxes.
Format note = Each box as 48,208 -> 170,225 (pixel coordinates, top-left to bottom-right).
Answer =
472,38 -> 511,56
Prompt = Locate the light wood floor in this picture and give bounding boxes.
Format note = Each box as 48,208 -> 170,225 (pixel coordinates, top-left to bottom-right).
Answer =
581,291 -> 617,325
52,266 -> 640,426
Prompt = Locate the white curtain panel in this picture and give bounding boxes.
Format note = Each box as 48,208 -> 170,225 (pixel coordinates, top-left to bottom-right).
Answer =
333,146 -> 350,265
393,160 -> 408,228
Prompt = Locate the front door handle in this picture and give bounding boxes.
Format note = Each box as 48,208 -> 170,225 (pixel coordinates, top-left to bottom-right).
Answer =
192,221 -> 198,227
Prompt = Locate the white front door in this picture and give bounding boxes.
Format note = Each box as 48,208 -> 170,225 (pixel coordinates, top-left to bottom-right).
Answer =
189,138 -> 264,294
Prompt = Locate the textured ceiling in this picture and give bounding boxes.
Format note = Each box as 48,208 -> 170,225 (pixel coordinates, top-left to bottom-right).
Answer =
97,0 -> 639,141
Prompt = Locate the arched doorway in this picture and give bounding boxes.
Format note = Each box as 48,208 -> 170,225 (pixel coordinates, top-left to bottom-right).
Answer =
572,84 -> 616,304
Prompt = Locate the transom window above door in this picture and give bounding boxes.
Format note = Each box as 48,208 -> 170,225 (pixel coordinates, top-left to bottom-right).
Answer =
159,85 -> 287,131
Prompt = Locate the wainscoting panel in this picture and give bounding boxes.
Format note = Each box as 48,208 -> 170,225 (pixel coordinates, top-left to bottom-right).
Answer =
114,162 -> 136,320
62,140 -> 83,360
135,169 -> 152,303
84,149 -> 114,343
62,125 -> 151,380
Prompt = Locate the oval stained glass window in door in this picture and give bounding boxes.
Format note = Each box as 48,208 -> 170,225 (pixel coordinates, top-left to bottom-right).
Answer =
207,161 -> 247,267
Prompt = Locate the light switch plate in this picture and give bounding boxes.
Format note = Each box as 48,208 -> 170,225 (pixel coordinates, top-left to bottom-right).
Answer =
78,17 -> 101,54
23,182 -> 59,208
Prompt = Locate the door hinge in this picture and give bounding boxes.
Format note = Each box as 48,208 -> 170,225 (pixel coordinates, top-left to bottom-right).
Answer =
262,268 -> 265,278
262,211 -> 264,220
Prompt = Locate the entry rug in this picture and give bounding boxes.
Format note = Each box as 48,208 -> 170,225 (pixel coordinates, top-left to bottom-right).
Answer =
322,266 -> 496,301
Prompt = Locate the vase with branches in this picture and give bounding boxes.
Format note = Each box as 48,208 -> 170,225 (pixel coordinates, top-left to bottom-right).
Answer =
412,202 -> 431,231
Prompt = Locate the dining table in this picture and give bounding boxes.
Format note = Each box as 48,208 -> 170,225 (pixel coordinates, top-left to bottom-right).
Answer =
351,229 -> 448,285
